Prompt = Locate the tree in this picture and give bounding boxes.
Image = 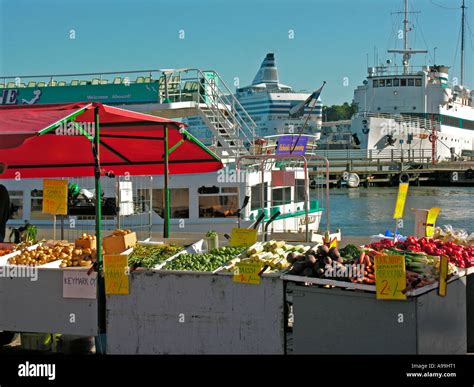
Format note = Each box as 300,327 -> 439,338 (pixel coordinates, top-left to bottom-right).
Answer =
322,102 -> 357,122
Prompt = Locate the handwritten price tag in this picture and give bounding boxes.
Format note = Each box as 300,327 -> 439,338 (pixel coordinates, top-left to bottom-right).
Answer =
232,262 -> 263,285
374,255 -> 407,300
42,179 -> 68,215
230,228 -> 257,247
104,255 -> 129,295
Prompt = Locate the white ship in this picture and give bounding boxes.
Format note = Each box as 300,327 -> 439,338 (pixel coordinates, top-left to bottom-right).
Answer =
350,0 -> 473,162
235,53 -> 323,138
183,53 -> 323,143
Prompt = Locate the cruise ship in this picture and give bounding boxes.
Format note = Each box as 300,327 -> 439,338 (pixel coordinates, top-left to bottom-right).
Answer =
349,0 -> 474,161
184,53 -> 324,142
235,53 -> 323,138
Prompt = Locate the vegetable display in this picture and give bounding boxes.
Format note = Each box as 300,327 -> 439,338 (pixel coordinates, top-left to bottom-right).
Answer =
287,245 -> 344,278
128,244 -> 183,269
6,242 -> 92,267
163,246 -> 246,272
220,241 -> 309,273
0,248 -> 13,257
367,236 -> 474,268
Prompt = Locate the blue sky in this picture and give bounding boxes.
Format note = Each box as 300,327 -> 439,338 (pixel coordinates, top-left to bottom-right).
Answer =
1,0 -> 473,104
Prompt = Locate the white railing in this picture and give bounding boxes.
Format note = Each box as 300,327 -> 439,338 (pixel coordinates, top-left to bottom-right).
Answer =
314,148 -> 434,163
355,112 -> 441,132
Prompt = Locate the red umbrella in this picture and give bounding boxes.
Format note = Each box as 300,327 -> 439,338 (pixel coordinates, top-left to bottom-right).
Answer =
0,102 -> 223,242
0,102 -> 222,178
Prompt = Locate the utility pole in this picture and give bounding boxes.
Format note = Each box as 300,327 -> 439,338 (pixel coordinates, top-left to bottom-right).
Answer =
461,0 -> 466,85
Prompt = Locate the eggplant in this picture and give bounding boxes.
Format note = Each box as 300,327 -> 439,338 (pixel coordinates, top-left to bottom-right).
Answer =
286,252 -> 299,264
306,254 -> 317,265
291,261 -> 305,274
323,256 -> 332,266
318,245 -> 330,256
296,254 -> 306,262
328,247 -> 341,261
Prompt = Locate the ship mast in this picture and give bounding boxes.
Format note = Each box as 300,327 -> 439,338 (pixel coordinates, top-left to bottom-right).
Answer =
388,0 -> 427,74
461,0 -> 466,85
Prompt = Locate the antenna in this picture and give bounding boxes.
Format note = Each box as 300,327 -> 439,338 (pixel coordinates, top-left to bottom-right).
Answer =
461,0 -> 466,85
388,0 -> 428,74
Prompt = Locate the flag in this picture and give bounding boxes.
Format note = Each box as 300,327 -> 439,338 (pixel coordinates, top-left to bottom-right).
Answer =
289,81 -> 326,118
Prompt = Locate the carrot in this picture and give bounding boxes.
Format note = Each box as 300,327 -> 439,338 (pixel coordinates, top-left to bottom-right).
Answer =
364,278 -> 376,284
367,273 -> 376,280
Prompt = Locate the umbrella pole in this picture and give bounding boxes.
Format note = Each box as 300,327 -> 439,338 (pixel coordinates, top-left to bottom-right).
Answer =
163,124 -> 170,238
93,106 -> 106,353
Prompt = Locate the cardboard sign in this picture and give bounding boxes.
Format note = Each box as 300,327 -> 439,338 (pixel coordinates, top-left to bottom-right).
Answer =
425,207 -> 440,237
231,228 -> 257,247
43,179 -> 68,215
393,183 -> 409,219
63,271 -> 97,299
104,254 -> 129,295
374,255 -> 407,300
438,255 -> 449,297
233,262 -> 263,285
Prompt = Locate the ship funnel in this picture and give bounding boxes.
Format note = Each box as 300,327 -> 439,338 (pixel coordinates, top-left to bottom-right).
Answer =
252,53 -> 279,85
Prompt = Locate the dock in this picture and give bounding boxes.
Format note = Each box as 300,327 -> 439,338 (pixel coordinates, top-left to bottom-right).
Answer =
307,148 -> 474,187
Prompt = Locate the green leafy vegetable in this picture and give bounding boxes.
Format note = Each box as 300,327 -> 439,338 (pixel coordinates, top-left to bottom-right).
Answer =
128,244 -> 183,269
163,246 -> 245,272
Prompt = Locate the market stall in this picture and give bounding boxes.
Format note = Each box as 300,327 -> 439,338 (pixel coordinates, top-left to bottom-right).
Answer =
0,102 -> 222,341
105,239 -> 302,354
283,236 -> 472,354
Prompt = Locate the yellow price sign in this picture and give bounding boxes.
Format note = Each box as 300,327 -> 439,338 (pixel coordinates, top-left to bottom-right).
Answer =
374,255 -> 407,300
393,183 -> 409,219
42,179 -> 68,215
230,228 -> 257,247
438,255 -> 449,297
425,207 -> 440,237
104,254 -> 129,295
233,262 -> 263,285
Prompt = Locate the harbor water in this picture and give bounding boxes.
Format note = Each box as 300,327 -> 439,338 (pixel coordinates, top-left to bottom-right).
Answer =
318,187 -> 474,236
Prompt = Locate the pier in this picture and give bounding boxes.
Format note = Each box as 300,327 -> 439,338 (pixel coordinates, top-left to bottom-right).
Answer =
308,148 -> 474,187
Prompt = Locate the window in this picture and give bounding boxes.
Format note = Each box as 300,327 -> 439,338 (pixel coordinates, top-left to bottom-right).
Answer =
386,79 -> 392,87
199,195 -> 238,218
146,188 -> 189,218
295,179 -> 306,203
415,78 -> 422,87
373,79 -> 379,88
379,79 -> 385,87
401,79 -> 407,86
393,78 -> 400,87
272,187 -> 291,206
9,190 -> 23,220
30,190 -> 50,220
251,183 -> 268,210
408,78 -> 415,86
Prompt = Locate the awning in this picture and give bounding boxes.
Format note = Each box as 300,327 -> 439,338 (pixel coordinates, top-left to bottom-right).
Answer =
0,102 -> 222,178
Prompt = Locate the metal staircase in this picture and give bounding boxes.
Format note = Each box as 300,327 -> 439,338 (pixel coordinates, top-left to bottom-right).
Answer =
194,70 -> 256,158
